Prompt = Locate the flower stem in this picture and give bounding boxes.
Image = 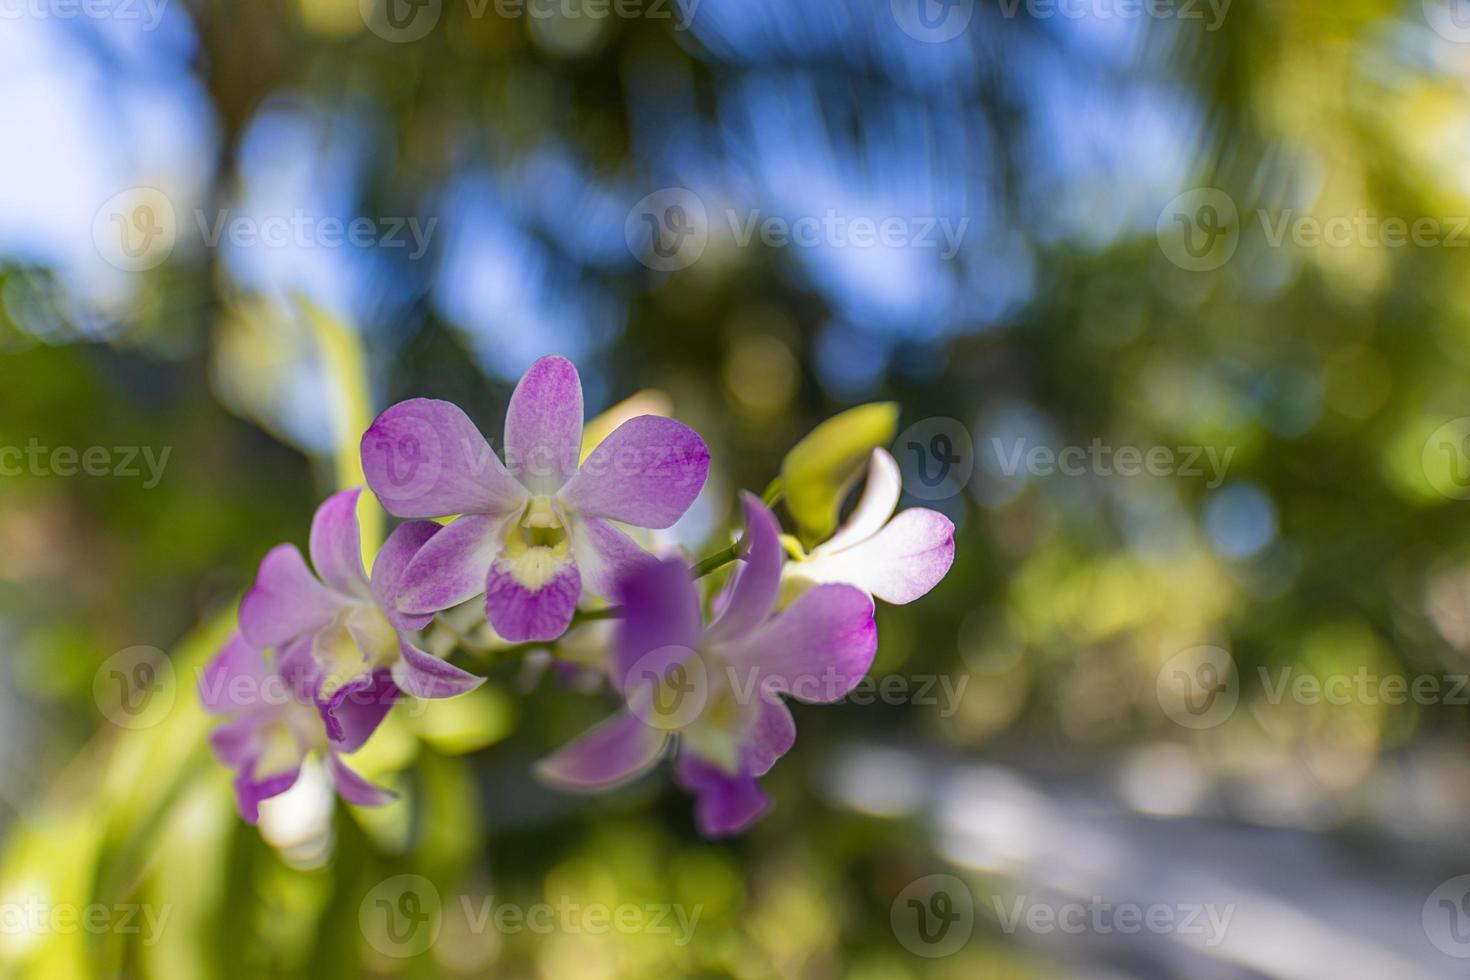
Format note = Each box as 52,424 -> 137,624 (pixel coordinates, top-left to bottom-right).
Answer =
690,538 -> 749,579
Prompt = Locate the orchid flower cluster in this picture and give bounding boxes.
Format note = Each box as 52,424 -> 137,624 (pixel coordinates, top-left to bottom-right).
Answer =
203,356 -> 956,836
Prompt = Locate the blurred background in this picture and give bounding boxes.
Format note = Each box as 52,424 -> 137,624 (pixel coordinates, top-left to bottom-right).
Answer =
5,0 -> 1470,976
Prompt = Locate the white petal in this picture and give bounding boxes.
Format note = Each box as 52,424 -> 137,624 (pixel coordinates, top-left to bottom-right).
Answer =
815,448 -> 901,555
790,507 -> 954,604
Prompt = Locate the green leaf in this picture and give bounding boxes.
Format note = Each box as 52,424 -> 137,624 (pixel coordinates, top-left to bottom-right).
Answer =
780,402 -> 899,546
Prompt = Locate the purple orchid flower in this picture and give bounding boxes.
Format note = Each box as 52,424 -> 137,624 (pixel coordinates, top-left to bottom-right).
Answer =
536,494 -> 877,837
200,632 -> 396,822
360,355 -> 711,643
783,448 -> 955,604
237,488 -> 484,726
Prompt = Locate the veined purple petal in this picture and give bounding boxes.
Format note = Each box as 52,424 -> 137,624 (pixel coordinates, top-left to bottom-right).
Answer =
396,513 -> 507,616
370,520 -> 442,631
393,638 -> 484,699
535,709 -> 670,790
309,488 -> 370,597
504,355 -> 583,495
794,508 -> 955,605
238,544 -> 345,649
674,752 -> 770,838
233,767 -> 303,825
703,494 -> 783,645
319,668 -> 399,751
569,515 -> 656,601
722,584 -> 876,703
818,448 -> 901,554
275,636 -> 322,703
484,552 -> 581,642
612,557 -> 702,690
330,755 -> 396,808
362,398 -> 527,518
200,633 -> 271,715
558,416 -> 710,528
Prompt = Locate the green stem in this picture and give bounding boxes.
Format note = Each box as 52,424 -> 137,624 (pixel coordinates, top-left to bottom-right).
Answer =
761,477 -> 785,507
690,538 -> 748,578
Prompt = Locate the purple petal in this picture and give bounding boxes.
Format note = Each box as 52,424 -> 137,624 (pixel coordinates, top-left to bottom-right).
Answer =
393,638 -> 484,699
238,544 -> 345,649
370,520 -> 442,630
794,508 -> 955,604
569,516 -> 656,601
276,636 -> 322,703
200,633 -> 270,715
723,584 -> 877,703
396,514 -> 506,616
318,668 -> 399,751
612,557 -> 702,690
703,494 -> 784,644
484,552 -> 581,642
674,752 -> 771,838
330,755 -> 396,808
309,488 -> 369,597
558,416 -> 710,528
209,715 -> 265,768
361,398 -> 527,518
746,697 -> 796,777
535,708 -> 670,790
504,355 -> 583,494
233,767 -> 303,825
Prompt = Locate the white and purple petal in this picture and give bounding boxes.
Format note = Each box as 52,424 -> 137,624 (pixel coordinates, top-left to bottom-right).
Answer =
395,513 -> 507,616
817,448 -> 902,554
369,520 -> 441,631
484,551 -> 581,643
362,398 -> 527,519
504,355 -> 583,494
793,508 -> 955,605
317,668 -> 399,751
200,633 -> 271,715
674,752 -> 771,838
393,638 -> 484,699
330,755 -> 396,808
309,488 -> 370,597
558,416 -> 710,528
569,515 -> 657,602
703,494 -> 784,645
612,556 -> 702,689
722,584 -> 876,703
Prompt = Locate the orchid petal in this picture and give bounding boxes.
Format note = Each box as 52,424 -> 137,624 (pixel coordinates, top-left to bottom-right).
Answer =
569,515 -> 656,601
393,638 -> 484,699
747,697 -> 796,777
674,752 -> 770,838
318,668 -> 398,751
504,355 -> 583,494
362,398 -> 526,518
612,557 -> 702,689
558,416 -> 710,528
309,488 -> 370,597
370,520 -> 442,631
200,633 -> 270,715
484,551 -> 581,642
816,448 -> 901,554
396,514 -> 507,616
233,767 -> 303,825
535,709 -> 670,790
238,544 -> 345,649
722,584 -> 876,703
704,494 -> 783,644
792,508 -> 954,604
330,755 -> 396,807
